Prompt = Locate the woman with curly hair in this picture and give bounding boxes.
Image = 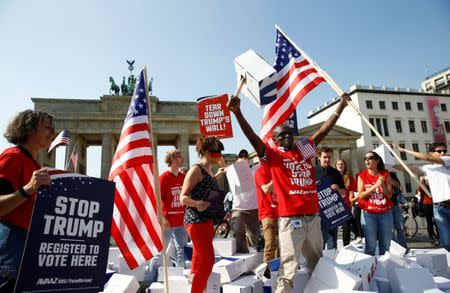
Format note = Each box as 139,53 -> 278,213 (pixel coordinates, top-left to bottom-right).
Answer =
0,110 -> 54,290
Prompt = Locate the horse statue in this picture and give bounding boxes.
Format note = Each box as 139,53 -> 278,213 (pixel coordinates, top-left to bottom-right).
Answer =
109,77 -> 120,95
121,76 -> 129,95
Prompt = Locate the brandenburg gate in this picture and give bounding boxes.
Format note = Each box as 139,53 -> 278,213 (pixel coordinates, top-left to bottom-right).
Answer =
33,95 -> 200,179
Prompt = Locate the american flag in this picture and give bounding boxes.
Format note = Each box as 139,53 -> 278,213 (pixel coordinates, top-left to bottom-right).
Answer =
294,137 -> 317,160
48,130 -> 71,153
260,29 -> 325,142
70,152 -> 78,173
108,69 -> 163,269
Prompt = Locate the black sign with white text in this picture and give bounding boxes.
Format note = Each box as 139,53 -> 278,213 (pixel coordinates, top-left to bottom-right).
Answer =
15,174 -> 115,293
317,176 -> 353,230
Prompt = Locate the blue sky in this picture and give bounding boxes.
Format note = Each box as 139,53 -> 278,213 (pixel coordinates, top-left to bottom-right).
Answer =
1,0 -> 449,176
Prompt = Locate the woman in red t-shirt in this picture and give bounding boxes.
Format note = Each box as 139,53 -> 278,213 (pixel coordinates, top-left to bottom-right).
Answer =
357,151 -> 393,256
335,159 -> 362,245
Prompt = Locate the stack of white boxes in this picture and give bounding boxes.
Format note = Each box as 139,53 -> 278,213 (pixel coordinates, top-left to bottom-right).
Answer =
106,238 -> 450,293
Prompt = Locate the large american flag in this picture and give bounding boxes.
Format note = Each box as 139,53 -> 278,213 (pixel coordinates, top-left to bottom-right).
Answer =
108,69 -> 163,269
260,29 -> 325,142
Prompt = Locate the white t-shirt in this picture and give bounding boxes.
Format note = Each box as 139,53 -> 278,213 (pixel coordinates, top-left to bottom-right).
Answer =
230,162 -> 258,210
420,156 -> 450,203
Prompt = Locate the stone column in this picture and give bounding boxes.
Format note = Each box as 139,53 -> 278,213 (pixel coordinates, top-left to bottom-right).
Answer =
332,148 -> 341,165
349,148 -> 359,176
175,134 -> 190,168
38,149 -> 55,168
101,133 -> 115,179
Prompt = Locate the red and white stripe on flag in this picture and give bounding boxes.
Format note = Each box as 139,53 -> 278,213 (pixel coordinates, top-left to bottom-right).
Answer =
260,29 -> 325,143
108,70 -> 163,269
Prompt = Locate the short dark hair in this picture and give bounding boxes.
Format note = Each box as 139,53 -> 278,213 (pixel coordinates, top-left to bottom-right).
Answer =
429,142 -> 447,153
4,110 -> 53,145
238,149 -> 248,158
366,151 -> 385,171
317,146 -> 332,155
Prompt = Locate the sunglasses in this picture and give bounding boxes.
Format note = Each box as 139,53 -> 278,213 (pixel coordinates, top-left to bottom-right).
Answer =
434,149 -> 448,154
364,156 -> 377,161
209,150 -> 222,159
276,131 -> 291,139
238,155 -> 248,159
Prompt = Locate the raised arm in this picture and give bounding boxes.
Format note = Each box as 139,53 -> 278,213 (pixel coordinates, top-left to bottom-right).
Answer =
312,93 -> 351,145
398,145 -> 444,165
227,95 -> 266,157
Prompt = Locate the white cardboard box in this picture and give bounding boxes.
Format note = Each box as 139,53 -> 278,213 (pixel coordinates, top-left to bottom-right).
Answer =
207,272 -> 221,293
148,282 -> 164,293
212,258 -> 246,284
388,267 -> 437,293
417,253 -> 448,275
157,266 -> 185,282
434,276 -> 450,291
389,240 -> 407,257
304,257 -> 361,292
107,247 -> 121,267
234,49 -> 277,108
293,268 -> 310,293
213,238 -> 237,256
118,255 -> 146,282
334,247 -> 377,291
222,275 -> 263,293
377,252 -> 413,274
102,273 -> 140,293
230,253 -> 263,272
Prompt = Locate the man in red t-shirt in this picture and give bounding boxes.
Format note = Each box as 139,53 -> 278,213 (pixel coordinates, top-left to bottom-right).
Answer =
228,93 -> 350,293
254,162 -> 278,265
144,150 -> 188,286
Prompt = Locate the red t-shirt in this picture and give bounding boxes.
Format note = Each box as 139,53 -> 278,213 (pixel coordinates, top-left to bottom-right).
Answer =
160,170 -> 185,227
254,164 -> 278,220
262,137 -> 319,216
419,183 -> 433,205
358,169 -> 393,214
0,146 -> 41,230
344,176 -> 357,209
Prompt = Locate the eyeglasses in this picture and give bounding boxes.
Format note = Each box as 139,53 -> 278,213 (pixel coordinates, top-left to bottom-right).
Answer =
364,156 -> 376,161
434,149 -> 448,154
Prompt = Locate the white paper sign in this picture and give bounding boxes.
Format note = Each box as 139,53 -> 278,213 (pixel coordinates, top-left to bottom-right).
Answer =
226,160 -> 256,195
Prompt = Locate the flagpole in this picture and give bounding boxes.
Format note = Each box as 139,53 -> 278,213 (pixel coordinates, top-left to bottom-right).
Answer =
144,67 -> 170,293
274,24 -> 432,198
64,141 -> 78,171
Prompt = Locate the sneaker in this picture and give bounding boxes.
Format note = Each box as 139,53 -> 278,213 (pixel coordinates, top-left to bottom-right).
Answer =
354,237 -> 362,244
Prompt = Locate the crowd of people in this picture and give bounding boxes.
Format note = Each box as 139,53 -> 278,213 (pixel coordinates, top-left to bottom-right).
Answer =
1,95 -> 449,293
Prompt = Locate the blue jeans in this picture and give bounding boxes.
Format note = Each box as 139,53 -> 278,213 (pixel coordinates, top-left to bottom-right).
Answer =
144,226 -> 188,286
361,210 -> 393,256
392,205 -> 408,249
433,204 -> 450,251
0,221 -> 27,285
321,221 -> 338,250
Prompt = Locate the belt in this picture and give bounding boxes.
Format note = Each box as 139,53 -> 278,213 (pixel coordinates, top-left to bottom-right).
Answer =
434,202 -> 450,209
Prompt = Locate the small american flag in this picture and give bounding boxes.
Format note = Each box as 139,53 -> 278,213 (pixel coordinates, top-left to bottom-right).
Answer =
294,137 -> 316,160
70,152 -> 78,173
260,28 -> 325,142
108,69 -> 163,269
48,130 -> 71,153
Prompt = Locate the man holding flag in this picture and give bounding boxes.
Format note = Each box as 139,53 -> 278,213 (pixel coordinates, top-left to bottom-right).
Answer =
228,28 -> 351,292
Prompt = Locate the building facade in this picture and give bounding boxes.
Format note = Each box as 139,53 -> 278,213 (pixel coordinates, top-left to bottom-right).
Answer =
308,84 -> 450,196
421,67 -> 450,95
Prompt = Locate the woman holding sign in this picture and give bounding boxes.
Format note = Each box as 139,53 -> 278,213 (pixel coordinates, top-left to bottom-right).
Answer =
180,136 -> 226,293
357,151 -> 393,256
0,110 -> 54,290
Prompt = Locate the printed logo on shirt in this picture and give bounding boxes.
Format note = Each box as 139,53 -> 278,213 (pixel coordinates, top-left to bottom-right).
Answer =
170,186 -> 182,208
283,158 -> 313,188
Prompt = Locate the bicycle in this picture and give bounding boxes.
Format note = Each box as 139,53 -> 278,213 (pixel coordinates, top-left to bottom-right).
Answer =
401,204 -> 418,238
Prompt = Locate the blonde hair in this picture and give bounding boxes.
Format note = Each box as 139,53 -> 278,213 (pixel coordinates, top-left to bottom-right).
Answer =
335,159 -> 350,188
164,150 -> 181,166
